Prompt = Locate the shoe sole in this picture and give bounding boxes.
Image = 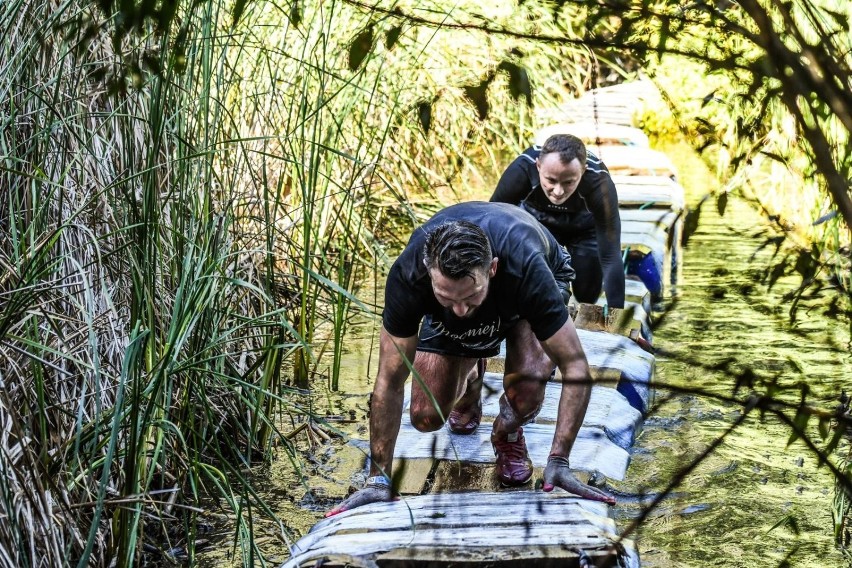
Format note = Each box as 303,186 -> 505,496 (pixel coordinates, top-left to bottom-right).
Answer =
498,472 -> 533,487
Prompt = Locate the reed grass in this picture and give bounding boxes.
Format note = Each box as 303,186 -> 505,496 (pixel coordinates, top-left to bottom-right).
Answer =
0,0 -> 602,565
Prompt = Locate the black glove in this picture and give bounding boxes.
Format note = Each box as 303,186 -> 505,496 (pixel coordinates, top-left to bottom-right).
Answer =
325,476 -> 394,517
542,455 -> 616,504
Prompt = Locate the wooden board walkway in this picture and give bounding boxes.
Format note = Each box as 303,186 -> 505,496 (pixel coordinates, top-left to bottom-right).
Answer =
281,80 -> 685,568
283,492 -> 639,568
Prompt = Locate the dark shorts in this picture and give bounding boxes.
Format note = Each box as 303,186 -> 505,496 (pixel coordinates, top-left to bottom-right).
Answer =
416,313 -> 520,358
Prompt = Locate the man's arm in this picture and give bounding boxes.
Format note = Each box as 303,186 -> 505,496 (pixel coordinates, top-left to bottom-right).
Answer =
367,327 -> 418,478
590,175 -> 625,308
539,318 -> 592,457
539,318 -> 616,504
326,326 -> 416,516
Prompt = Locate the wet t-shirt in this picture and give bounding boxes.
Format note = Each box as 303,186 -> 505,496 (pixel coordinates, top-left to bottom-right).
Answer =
382,202 -> 574,348
490,145 -> 625,308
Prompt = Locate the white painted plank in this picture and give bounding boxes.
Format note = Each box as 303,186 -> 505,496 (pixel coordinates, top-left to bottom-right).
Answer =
534,122 -> 650,147
354,421 -> 630,480
282,492 -> 639,568
612,175 -> 686,212
622,221 -> 669,253
578,329 -> 655,412
402,378 -> 642,449
619,207 -> 680,230
590,145 -> 679,180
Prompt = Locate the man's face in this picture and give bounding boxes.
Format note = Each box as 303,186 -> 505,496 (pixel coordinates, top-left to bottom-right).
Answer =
536,153 -> 585,205
428,258 -> 498,319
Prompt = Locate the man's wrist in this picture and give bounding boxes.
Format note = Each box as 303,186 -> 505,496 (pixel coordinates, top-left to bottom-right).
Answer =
548,453 -> 570,467
365,474 -> 391,487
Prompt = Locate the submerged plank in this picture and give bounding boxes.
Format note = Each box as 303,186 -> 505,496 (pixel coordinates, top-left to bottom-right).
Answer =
282,492 -> 639,568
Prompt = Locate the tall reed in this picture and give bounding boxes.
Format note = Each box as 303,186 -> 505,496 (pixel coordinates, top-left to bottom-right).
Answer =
0,0 -> 601,565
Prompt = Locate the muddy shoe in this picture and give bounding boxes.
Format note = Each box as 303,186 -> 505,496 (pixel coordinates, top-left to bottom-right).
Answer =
447,358 -> 485,435
491,428 -> 533,486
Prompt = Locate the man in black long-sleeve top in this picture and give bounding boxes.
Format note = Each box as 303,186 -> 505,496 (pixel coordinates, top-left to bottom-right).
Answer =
490,134 -> 625,308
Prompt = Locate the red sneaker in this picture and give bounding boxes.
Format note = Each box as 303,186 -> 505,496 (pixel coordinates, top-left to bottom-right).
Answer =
447,358 -> 485,435
491,428 -> 533,486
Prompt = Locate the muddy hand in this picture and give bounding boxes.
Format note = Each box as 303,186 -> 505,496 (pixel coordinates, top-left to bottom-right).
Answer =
325,479 -> 394,517
542,455 -> 616,505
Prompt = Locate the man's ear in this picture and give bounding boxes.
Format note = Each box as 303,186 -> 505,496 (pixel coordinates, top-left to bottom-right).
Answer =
489,257 -> 499,278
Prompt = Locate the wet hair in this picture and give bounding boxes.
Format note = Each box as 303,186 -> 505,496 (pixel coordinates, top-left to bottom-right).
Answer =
541,133 -> 587,166
423,220 -> 492,280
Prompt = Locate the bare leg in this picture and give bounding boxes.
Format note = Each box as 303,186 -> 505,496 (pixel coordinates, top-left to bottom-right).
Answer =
409,352 -> 479,432
492,321 -> 555,437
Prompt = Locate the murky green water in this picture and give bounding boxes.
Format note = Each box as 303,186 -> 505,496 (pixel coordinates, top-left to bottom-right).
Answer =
614,187 -> 851,568
199,143 -> 852,567
608,142 -> 852,568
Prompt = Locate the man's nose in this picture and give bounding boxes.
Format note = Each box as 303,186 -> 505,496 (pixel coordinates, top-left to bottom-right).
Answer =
551,184 -> 564,196
452,303 -> 468,317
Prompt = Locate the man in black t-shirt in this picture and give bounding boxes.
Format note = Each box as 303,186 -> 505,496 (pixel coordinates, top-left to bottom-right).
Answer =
491,134 -> 625,308
326,202 -> 615,517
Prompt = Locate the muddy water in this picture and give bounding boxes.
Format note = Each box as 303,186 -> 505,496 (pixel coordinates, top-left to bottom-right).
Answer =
198,145 -> 852,567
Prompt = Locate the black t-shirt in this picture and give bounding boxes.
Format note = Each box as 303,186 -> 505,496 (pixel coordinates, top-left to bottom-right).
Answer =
490,146 -> 625,307
383,202 -> 573,343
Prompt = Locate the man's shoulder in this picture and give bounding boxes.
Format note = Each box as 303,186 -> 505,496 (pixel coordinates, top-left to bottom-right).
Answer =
516,145 -> 540,166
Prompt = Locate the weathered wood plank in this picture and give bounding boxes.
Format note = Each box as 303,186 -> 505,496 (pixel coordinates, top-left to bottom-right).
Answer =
623,278 -> 652,314
574,303 -> 650,344
401,377 -> 642,450
282,492 -> 639,568
577,329 -> 655,413
589,145 -> 679,180
534,122 -> 650,147
622,220 -> 669,253
619,207 -> 680,231
612,175 -> 686,211
354,420 -> 630,480
494,321 -> 654,383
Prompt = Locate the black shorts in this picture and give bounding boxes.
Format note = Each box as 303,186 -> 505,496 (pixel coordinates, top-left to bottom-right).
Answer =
416,313 -> 520,358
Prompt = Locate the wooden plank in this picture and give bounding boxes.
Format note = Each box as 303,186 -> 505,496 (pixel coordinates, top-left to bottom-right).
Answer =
619,207 -> 680,231
389,457 -> 435,495
282,492 -> 640,568
574,303 -> 644,338
612,175 -> 686,211
401,377 -> 642,449
577,329 -> 655,413
534,122 -> 650,147
622,220 -> 669,253
588,299 -> 652,341
590,145 -> 679,180
623,278 -> 652,314
354,421 -> 630,480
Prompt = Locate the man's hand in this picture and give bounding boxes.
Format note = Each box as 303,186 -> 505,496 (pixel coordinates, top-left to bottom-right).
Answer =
542,455 -> 616,505
324,476 -> 395,517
